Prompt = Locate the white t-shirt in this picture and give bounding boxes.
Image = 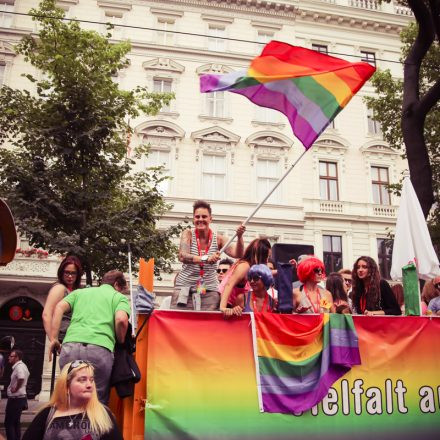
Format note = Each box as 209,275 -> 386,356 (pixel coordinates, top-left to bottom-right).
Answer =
7,360 -> 30,397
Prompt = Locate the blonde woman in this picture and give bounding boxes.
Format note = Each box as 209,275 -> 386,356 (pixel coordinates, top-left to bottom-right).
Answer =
22,360 -> 122,440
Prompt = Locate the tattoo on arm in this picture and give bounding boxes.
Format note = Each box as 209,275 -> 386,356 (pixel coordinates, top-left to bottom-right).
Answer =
179,230 -> 195,264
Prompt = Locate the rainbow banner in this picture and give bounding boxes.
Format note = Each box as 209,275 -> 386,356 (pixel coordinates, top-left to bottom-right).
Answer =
255,313 -> 360,413
200,41 -> 375,149
145,311 -> 440,439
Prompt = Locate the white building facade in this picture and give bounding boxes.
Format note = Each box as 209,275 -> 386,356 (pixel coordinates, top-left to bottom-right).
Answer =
0,0 -> 412,398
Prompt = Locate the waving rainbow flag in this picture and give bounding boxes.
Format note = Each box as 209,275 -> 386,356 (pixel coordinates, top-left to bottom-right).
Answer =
254,312 -> 361,414
200,41 -> 375,149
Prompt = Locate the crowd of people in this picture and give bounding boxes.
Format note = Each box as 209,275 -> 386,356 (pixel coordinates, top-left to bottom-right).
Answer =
2,198 -> 440,439
171,200 -> 440,317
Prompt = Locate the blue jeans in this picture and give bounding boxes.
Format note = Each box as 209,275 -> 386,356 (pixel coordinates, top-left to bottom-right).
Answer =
59,342 -> 114,404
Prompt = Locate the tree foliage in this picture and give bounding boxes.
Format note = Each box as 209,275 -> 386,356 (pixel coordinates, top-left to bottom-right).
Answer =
0,0 -> 183,283
366,0 -> 440,248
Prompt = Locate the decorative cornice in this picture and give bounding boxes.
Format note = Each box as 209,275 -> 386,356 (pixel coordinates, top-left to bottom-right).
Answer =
0,41 -> 16,58
143,57 -> 185,73
145,0 -> 297,18
360,142 -> 399,157
296,3 -> 412,35
250,19 -> 282,30
191,126 -> 240,144
56,0 -> 79,9
97,0 -> 132,13
135,119 -> 185,139
150,7 -> 184,18
196,63 -> 234,75
201,14 -> 234,24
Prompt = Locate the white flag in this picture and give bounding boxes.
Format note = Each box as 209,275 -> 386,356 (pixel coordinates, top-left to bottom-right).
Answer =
391,177 -> 440,280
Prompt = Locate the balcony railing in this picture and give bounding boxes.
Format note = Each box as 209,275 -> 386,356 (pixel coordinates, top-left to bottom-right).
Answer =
349,0 -> 379,10
304,198 -> 397,219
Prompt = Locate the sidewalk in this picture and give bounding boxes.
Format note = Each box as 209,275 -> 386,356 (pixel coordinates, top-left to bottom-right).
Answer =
0,398 -> 47,437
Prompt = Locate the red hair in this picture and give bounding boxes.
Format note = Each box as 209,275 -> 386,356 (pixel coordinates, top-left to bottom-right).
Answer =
297,257 -> 325,283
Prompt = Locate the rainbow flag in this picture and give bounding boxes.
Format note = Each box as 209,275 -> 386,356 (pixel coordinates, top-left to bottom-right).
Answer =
254,313 -> 361,413
200,41 -> 375,148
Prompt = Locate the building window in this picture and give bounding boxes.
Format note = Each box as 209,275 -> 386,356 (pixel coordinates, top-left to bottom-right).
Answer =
312,44 -> 328,54
208,24 -> 226,51
0,63 -> 5,86
0,3 -> 13,28
153,78 -> 172,112
319,161 -> 339,201
145,149 -> 171,195
104,11 -> 123,39
205,91 -> 225,118
361,50 -> 376,66
377,238 -> 392,279
256,30 -> 273,52
202,154 -> 226,200
257,159 -> 280,204
367,109 -> 382,135
157,18 -> 175,45
323,235 -> 342,274
371,166 -> 390,205
254,106 -> 279,124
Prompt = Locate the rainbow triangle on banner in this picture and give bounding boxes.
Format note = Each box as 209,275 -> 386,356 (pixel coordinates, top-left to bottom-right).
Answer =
200,41 -> 375,149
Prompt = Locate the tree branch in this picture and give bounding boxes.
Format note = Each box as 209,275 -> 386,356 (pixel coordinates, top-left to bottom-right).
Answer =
428,0 -> 440,43
419,78 -> 440,116
403,0 -> 435,106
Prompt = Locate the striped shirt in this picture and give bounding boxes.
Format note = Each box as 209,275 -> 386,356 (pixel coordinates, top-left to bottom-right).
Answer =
175,229 -> 219,290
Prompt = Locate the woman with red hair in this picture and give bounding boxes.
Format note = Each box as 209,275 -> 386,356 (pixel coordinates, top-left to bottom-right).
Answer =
293,256 -> 333,314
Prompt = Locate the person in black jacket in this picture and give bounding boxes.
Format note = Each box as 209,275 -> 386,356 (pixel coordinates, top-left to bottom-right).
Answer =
351,256 -> 401,316
22,360 -> 122,440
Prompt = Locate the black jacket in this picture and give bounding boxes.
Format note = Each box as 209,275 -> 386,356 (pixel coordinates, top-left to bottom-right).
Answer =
110,325 -> 141,398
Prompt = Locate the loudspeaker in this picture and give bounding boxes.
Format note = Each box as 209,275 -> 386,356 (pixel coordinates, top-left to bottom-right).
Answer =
271,244 -> 315,313
271,243 -> 314,271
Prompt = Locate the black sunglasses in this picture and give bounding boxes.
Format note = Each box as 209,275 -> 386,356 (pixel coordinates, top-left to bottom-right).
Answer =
216,268 -> 228,274
67,360 -> 92,375
434,283 -> 440,290
314,268 -> 323,274
248,275 -> 262,283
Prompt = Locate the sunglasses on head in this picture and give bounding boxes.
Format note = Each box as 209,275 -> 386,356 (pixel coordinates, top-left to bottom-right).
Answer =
67,360 -> 92,375
314,268 -> 323,274
434,283 -> 440,290
248,275 -> 262,283
216,268 -> 228,274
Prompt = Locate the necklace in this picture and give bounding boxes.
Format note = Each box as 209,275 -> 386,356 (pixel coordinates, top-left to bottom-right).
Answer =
67,411 -> 84,428
304,285 -> 321,313
251,291 -> 269,313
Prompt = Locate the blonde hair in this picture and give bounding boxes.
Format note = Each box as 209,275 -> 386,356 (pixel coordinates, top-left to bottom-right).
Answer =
46,362 -> 113,435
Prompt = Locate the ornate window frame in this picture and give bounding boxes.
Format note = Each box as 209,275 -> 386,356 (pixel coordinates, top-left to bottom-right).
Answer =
191,126 -> 240,201
196,63 -> 234,123
143,58 -> 184,117
360,140 -> 399,205
245,131 -> 293,205
311,134 -> 349,201
134,120 -> 185,195
0,41 -> 15,86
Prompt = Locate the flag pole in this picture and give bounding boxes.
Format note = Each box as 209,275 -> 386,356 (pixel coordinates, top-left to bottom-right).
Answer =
219,148 -> 309,253
127,243 -> 136,337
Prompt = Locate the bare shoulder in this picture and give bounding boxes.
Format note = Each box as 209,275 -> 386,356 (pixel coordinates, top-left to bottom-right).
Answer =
47,283 -> 66,299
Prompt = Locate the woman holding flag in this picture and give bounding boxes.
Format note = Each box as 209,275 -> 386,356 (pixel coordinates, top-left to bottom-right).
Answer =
171,200 -> 245,311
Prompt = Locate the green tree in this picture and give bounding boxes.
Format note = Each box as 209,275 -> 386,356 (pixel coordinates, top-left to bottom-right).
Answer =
366,0 -> 440,247
0,0 -> 183,283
